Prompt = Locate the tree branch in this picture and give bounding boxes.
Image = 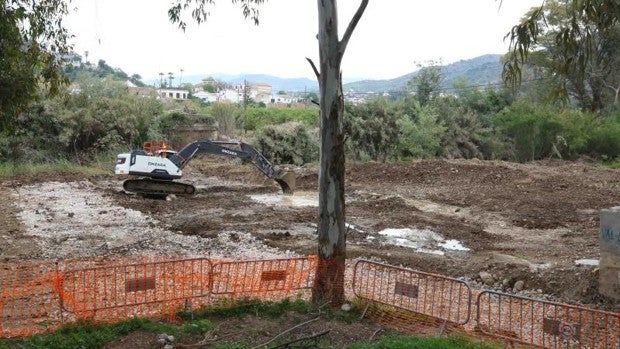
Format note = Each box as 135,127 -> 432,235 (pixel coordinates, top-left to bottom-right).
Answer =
306,57 -> 320,80
338,0 -> 369,59
250,316 -> 320,349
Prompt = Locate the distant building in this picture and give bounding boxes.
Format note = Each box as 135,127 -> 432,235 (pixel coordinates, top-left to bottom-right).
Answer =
193,91 -> 218,103
157,88 -> 189,100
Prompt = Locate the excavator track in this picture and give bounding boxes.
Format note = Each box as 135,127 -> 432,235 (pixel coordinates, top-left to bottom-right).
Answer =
123,178 -> 196,197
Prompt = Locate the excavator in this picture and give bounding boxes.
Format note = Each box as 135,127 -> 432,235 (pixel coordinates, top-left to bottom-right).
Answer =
114,140 -> 295,197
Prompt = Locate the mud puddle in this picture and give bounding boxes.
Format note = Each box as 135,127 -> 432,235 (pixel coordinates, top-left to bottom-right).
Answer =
372,227 -> 470,256
249,191 -> 318,207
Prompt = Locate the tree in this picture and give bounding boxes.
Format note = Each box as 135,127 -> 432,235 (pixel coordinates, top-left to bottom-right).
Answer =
169,0 -> 368,305
0,0 -> 71,132
504,0 -> 620,112
407,60 -> 443,106
168,72 -> 174,88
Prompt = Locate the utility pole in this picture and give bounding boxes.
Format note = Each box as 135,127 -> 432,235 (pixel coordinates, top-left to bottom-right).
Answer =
179,68 -> 184,87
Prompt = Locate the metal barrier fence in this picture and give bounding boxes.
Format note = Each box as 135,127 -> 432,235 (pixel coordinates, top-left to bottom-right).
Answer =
2,255 -> 620,346
352,260 -> 472,326
0,261 -> 62,338
476,290 -> 620,348
0,256 -> 318,338
60,257 -> 213,323
211,256 -> 317,301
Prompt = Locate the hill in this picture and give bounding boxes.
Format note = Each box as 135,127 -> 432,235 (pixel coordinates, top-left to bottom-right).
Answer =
145,54 -> 504,93
343,54 -> 503,93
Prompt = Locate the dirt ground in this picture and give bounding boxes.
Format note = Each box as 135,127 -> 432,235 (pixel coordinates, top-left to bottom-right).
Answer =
2,158 -> 620,315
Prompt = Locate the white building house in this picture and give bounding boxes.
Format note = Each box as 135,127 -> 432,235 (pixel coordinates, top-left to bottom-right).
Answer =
193,91 -> 219,103
157,88 -> 189,100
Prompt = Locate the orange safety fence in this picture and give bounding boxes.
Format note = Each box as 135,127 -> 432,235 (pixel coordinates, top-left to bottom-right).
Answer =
1,255 -> 620,346
59,257 -> 213,323
0,261 -> 62,338
476,290 -> 620,349
352,259 -> 472,330
0,256 -> 318,338
210,256 -> 317,301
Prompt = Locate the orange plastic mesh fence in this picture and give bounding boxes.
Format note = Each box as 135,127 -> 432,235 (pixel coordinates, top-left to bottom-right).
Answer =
353,260 -> 472,326
1,255 -> 620,345
0,256 -> 318,338
210,256 -> 317,302
59,257 -> 213,323
0,261 -> 62,338
476,290 -> 620,349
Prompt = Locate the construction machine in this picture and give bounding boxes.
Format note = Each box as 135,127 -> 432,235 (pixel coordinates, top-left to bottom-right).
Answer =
114,140 -> 295,197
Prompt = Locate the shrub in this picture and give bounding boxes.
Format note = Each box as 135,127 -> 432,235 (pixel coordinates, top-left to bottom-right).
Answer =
254,123 -> 319,165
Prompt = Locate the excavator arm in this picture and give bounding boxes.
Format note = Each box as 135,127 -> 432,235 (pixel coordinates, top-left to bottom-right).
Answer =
169,140 -> 295,194
117,140 -> 295,197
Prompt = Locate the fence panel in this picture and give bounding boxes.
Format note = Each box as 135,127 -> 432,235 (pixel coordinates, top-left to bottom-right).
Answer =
60,258 -> 212,322
0,261 -> 62,338
352,260 -> 472,326
477,290 -> 620,348
210,257 -> 317,302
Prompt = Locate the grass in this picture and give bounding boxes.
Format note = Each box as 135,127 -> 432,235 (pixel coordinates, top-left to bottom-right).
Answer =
603,159 -> 620,169
0,299 -> 502,349
0,159 -> 110,178
0,318 -> 177,349
180,297 -> 314,320
349,334 -> 501,349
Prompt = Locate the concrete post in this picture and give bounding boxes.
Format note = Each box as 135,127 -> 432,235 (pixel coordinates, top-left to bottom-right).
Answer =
600,206 -> 620,299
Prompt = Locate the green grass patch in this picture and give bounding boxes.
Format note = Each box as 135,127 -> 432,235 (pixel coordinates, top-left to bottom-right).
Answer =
348,334 -> 500,349
180,297 -> 314,320
601,159 -> 620,169
0,318 -> 177,349
0,159 -> 109,178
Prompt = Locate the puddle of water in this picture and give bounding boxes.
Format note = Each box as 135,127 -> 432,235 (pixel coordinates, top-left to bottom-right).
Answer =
249,192 -> 318,207
346,223 -> 364,233
439,239 -> 471,251
376,228 -> 469,255
575,259 -> 599,267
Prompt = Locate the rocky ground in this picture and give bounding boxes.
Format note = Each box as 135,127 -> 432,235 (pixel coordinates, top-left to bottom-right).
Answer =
2,158 -> 620,312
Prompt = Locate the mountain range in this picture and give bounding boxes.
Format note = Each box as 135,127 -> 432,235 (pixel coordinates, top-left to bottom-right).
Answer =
153,54 -> 504,93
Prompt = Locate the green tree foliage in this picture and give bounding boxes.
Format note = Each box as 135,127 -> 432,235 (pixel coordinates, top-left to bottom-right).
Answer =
394,100 -> 446,160
209,102 -> 239,137
494,101 -> 595,161
0,0 -> 70,131
244,107 -> 319,131
203,84 -> 217,93
1,80 -> 164,162
504,0 -> 620,112
344,99 -> 400,162
586,111 -> 620,159
407,61 -> 443,106
254,124 -> 318,165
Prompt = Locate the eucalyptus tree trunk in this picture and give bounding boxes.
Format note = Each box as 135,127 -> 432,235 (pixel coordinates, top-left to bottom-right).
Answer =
311,0 -> 368,306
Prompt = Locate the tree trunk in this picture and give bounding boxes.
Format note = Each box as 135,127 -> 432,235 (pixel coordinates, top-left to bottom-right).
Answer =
312,0 -> 368,306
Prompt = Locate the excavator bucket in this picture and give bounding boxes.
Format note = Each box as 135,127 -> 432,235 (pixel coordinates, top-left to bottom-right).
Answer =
275,171 -> 296,195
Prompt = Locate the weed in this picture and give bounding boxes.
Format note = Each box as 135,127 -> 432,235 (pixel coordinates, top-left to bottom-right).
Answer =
183,319 -> 216,334
0,318 -> 177,349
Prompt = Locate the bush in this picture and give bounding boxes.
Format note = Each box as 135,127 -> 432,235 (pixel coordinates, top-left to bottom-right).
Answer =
587,112 -> 620,160
345,99 -> 401,162
254,124 -> 319,165
493,102 -> 595,161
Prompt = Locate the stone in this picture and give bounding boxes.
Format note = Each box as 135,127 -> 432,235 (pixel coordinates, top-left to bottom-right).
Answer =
513,280 -> 525,292
479,271 -> 494,285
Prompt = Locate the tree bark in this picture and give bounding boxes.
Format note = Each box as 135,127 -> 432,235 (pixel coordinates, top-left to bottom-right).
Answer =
312,0 -> 368,306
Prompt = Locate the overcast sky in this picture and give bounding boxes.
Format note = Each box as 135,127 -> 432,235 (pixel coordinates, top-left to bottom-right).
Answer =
64,0 -> 543,81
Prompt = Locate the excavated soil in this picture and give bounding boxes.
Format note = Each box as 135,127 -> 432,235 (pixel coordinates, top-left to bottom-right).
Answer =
2,158 -> 620,314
